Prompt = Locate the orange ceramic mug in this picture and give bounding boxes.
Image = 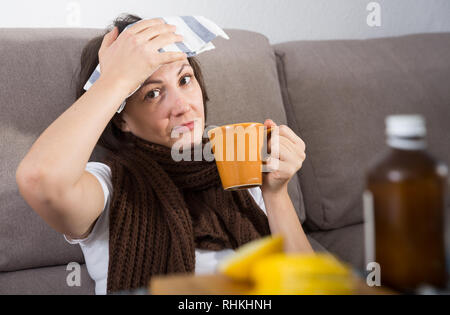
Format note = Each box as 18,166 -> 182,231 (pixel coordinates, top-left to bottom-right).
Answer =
207,122 -> 273,191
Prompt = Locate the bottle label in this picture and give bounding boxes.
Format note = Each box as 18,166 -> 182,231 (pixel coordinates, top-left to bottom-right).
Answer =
387,137 -> 426,150
363,190 -> 375,266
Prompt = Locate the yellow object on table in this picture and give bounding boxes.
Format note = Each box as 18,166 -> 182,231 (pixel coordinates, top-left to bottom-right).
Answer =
249,253 -> 354,295
150,234 -> 394,295
217,235 -> 354,294
218,235 -> 284,281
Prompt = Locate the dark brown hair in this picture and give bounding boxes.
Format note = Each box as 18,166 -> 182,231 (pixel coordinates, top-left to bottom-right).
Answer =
75,13 -> 209,153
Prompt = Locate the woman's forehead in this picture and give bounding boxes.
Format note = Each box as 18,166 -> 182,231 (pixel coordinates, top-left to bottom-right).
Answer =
151,58 -> 190,77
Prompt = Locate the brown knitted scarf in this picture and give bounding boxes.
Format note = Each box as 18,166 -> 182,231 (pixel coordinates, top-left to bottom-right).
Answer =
101,130 -> 271,294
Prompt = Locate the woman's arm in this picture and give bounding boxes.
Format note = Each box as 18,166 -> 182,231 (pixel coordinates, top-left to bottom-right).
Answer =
15,76 -> 129,237
262,188 -> 313,253
261,119 -> 313,253
16,76 -> 128,198
15,21 -> 185,237
16,20 -> 184,198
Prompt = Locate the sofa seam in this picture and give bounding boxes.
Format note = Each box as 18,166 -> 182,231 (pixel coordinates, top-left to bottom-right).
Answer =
0,261 -> 87,274
273,49 -> 307,223
274,48 -> 327,228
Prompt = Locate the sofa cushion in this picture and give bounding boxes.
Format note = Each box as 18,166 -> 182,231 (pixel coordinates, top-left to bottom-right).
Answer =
0,264 -> 94,294
308,223 -> 365,271
0,28 -> 305,273
274,33 -> 450,231
0,28 -> 99,272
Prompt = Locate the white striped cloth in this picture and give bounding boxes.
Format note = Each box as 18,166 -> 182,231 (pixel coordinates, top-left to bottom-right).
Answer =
83,16 -> 229,113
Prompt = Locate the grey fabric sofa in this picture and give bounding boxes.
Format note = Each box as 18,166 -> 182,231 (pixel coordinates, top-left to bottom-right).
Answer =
1,27 -> 449,294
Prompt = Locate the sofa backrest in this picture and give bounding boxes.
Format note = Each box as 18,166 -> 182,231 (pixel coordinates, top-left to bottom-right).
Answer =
275,33 -> 450,231
0,28 -> 305,272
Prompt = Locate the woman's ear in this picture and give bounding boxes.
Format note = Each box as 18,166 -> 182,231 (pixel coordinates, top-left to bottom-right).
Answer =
121,120 -> 131,133
113,114 -> 131,132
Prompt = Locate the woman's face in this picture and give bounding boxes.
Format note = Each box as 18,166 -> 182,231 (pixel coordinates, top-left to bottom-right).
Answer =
119,58 -> 205,149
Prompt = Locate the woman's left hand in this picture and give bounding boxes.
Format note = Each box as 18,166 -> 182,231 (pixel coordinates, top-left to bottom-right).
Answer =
261,119 -> 306,195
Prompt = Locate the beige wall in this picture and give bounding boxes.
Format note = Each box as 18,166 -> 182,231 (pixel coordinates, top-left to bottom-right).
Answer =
1,0 -> 449,44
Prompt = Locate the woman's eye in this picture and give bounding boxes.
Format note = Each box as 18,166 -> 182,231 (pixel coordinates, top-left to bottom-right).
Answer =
180,75 -> 191,85
145,75 -> 191,100
146,89 -> 160,99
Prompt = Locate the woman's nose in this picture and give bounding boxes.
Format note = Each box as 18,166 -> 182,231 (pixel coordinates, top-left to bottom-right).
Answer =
171,97 -> 190,117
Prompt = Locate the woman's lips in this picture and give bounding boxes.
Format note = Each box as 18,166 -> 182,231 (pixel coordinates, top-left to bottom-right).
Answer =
183,121 -> 195,130
173,121 -> 195,133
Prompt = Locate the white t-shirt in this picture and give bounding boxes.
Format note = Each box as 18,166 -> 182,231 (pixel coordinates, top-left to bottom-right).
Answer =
64,161 -> 267,295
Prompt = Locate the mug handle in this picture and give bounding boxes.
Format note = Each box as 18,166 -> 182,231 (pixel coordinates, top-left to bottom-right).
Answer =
261,126 -> 274,165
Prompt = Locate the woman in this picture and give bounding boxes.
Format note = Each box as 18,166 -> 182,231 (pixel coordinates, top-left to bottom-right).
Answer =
16,14 -> 312,295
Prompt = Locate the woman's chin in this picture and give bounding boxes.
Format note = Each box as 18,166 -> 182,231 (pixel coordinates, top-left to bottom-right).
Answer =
171,131 -> 200,148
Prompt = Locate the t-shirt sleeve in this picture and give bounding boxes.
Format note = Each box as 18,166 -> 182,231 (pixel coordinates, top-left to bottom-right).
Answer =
63,161 -> 112,244
85,161 -> 112,211
247,187 -> 267,215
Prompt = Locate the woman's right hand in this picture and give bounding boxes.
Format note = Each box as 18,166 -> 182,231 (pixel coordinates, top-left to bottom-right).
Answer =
97,18 -> 186,95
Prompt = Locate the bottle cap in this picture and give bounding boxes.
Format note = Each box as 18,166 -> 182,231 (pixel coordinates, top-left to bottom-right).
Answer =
385,114 -> 426,138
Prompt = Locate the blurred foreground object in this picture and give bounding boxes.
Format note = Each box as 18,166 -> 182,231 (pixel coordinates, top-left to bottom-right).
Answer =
365,115 -> 448,292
